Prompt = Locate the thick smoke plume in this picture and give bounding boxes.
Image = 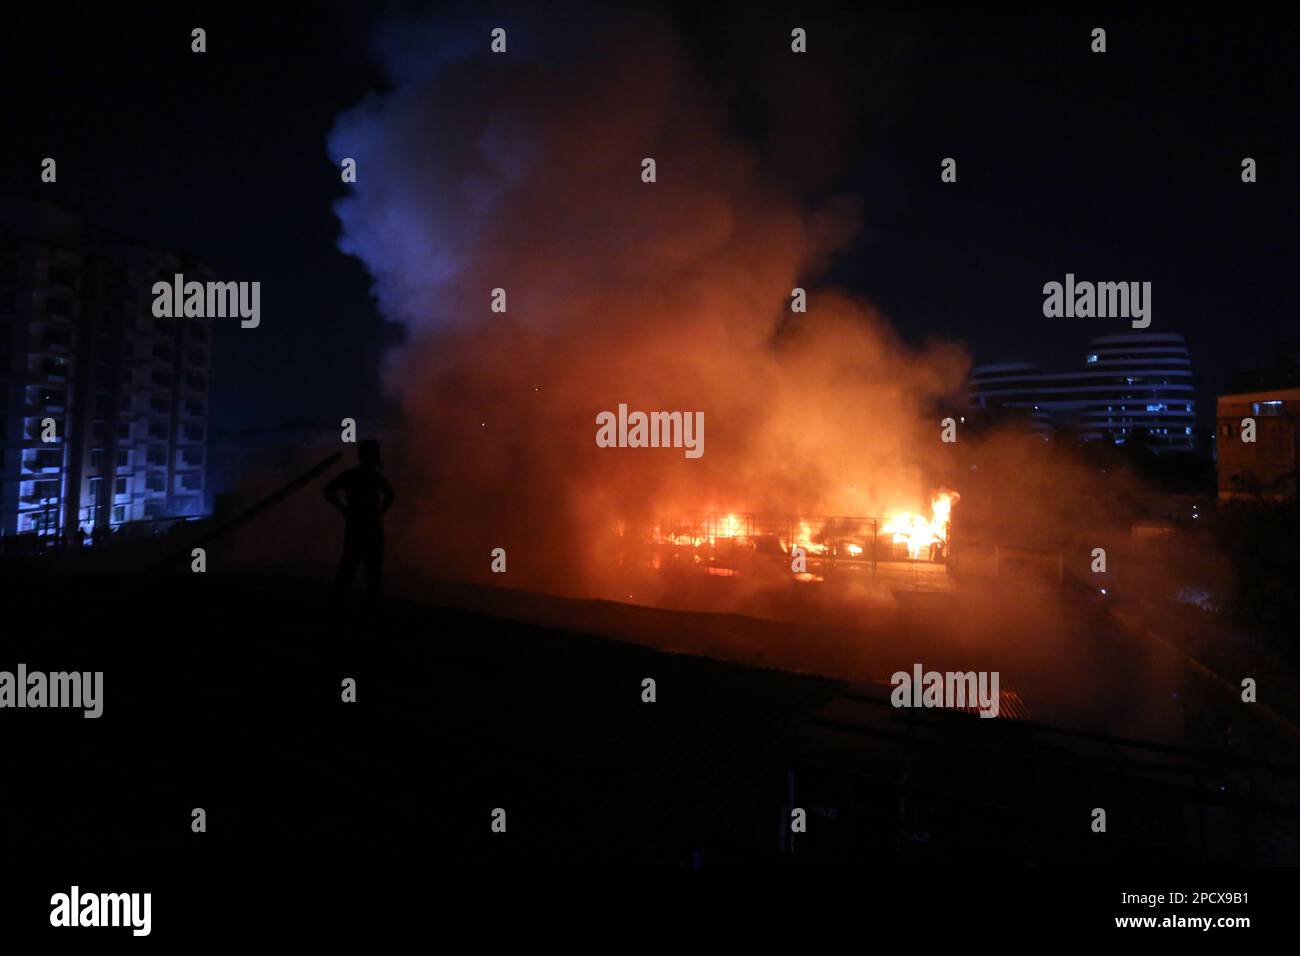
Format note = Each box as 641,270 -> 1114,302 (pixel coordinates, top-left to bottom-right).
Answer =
326,8 -> 967,600
258,5 -> 1216,746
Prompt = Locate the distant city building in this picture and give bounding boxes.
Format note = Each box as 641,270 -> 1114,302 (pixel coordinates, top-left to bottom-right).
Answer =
969,332 -> 1197,453
0,200 -> 212,542
1216,386 -> 1300,501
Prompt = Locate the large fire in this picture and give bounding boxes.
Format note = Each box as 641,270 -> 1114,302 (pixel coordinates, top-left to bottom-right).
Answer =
882,491 -> 959,560
324,13 -> 977,605
640,489 -> 959,574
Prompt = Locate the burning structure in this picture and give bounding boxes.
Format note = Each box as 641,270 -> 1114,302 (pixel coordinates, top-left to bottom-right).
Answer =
630,490 -> 959,584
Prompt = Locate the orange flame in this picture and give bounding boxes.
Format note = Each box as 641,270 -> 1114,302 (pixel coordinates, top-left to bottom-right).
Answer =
881,490 -> 959,560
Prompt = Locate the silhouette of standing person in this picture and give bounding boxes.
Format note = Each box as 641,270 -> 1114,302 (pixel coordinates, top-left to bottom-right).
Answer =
324,440 -> 394,598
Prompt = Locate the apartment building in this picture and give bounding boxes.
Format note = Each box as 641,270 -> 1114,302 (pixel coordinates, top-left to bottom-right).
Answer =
0,199 -> 212,541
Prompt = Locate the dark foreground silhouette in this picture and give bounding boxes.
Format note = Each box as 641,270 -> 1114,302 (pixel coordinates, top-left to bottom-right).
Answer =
324,440 -> 394,596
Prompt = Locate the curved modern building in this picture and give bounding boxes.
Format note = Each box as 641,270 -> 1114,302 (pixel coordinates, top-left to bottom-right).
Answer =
969,332 -> 1196,453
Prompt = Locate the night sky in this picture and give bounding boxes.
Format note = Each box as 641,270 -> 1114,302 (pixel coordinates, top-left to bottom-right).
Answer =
3,2 -> 1296,457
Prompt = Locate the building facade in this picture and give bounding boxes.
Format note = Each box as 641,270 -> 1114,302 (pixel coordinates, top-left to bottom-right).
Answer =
969,332 -> 1197,453
0,200 -> 212,542
1216,388 -> 1300,501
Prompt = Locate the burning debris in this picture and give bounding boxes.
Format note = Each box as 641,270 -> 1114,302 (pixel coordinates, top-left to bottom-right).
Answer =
882,491 -> 959,560
633,489 -> 960,583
